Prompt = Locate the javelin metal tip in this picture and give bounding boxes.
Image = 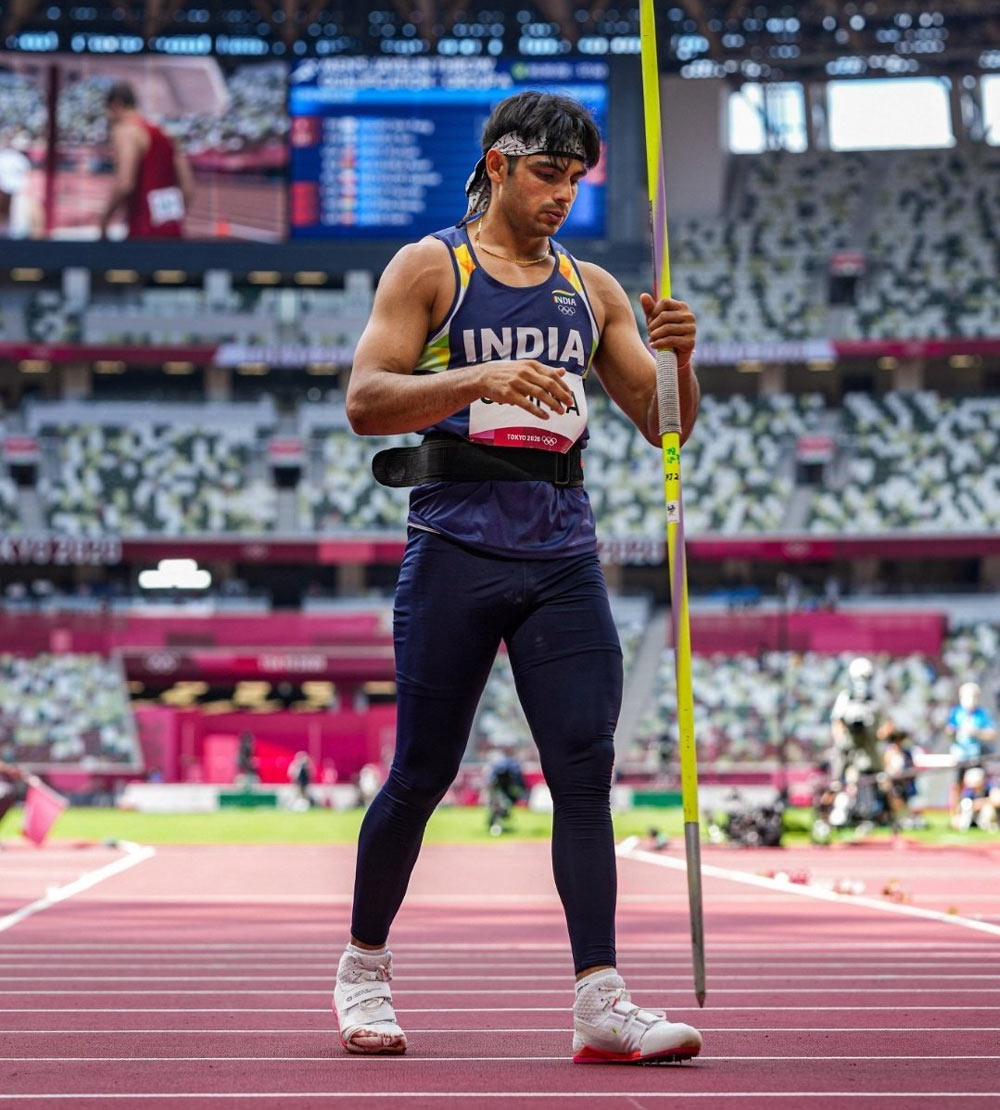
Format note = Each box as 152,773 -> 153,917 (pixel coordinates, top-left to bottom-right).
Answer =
696,990 -> 706,1008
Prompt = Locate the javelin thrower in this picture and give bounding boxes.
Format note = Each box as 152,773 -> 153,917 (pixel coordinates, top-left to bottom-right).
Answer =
337,85 -> 702,1064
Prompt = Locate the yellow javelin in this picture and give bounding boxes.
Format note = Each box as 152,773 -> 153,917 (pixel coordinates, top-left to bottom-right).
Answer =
640,0 -> 706,1008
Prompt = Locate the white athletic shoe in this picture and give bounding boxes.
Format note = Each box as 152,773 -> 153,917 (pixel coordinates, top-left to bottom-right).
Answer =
333,947 -> 407,1055
572,970 -> 702,1064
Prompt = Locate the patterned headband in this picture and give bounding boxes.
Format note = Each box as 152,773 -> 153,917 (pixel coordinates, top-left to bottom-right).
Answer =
463,130 -> 590,217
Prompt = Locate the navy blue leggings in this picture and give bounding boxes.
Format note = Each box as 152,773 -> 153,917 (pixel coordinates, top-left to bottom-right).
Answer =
351,528 -> 623,973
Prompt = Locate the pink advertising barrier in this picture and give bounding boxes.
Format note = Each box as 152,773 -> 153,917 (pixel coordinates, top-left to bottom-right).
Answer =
689,609 -> 946,656
134,704 -> 396,785
0,608 -> 945,658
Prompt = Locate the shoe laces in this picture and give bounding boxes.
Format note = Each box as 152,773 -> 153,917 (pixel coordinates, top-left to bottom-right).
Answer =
343,961 -> 392,986
598,983 -> 666,1027
341,959 -> 394,1015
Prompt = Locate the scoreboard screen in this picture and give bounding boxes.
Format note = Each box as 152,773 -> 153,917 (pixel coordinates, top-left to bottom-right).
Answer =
288,57 -> 608,240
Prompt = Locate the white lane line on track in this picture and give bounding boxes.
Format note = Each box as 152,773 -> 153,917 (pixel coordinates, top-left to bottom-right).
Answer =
2,1093 -> 999,1101
1,945 -> 990,954
617,844 -> 1000,937
4,889 -> 992,905
0,842 -> 155,935
5,1006 -> 1000,1014
2,1027 -> 998,1036
4,1055 -> 1000,1063
1,959 -> 998,970
3,972 -> 996,982
5,988 -> 999,997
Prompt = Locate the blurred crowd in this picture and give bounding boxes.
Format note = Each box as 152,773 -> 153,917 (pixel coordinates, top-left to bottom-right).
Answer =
0,652 -> 140,768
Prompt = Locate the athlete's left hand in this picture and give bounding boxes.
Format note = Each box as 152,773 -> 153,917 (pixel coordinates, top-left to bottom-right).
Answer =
639,294 -> 696,362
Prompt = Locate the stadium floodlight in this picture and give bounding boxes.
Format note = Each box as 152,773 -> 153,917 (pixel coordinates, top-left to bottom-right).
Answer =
138,558 -> 212,590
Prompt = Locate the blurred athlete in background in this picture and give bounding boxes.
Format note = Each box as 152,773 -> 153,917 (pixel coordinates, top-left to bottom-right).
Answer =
946,681 -> 996,816
99,82 -> 195,240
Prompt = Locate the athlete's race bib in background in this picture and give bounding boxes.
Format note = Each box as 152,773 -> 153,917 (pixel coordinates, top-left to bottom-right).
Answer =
147,186 -> 185,227
468,372 -> 587,454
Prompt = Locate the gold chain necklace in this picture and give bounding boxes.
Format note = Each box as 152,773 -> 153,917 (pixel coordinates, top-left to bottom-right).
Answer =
474,226 -> 550,267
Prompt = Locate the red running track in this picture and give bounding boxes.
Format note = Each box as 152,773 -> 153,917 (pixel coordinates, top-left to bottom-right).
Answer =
1,836 -> 999,1108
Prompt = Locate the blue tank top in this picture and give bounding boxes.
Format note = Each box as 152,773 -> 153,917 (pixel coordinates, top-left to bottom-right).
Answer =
407,218 -> 601,558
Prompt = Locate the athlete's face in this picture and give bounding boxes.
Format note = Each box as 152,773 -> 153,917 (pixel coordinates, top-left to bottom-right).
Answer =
501,153 -> 587,235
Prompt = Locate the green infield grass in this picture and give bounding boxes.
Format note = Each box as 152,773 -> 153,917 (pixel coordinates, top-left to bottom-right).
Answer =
3,804 -> 684,845
0,802 -> 973,846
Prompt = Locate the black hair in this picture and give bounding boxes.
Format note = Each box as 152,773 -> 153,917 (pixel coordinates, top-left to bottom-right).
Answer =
106,81 -> 138,109
480,90 -> 601,168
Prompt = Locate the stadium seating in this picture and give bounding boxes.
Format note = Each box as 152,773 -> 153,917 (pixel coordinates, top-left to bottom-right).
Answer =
844,148 -> 1000,340
807,392 -> 1000,532
462,598 -> 998,768
298,389 -> 823,536
670,148 -> 1000,343
0,69 -> 44,148
627,622 -> 998,769
298,426 -> 411,532
672,151 -> 871,345
0,652 -> 140,768
0,465 -> 18,529
82,285 -> 368,350
584,389 -> 824,535
13,388 -> 1000,538
30,401 -> 278,536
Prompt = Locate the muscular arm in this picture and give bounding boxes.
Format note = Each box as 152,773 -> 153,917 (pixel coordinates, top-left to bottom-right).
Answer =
582,262 -> 699,447
347,238 -> 574,436
173,148 -> 195,208
99,124 -> 143,232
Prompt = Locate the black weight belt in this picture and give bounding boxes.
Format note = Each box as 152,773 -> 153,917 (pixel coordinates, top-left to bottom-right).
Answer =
372,434 -> 584,488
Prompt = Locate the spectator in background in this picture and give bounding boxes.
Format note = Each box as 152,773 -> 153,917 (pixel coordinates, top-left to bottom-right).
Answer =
288,751 -> 315,810
98,82 -> 194,240
236,731 -> 259,787
356,763 -> 382,808
946,682 -> 996,815
0,147 -> 43,238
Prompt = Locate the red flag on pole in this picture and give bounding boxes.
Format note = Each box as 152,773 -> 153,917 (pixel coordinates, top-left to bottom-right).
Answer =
22,777 -> 68,846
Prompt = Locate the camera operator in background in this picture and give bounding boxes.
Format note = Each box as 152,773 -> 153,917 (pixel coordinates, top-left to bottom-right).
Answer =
945,681 -> 996,818
707,787 -> 785,848
484,750 -> 528,836
830,657 -> 892,776
825,656 -> 895,830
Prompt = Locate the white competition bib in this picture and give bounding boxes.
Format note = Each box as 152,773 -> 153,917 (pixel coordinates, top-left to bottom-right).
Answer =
147,186 -> 184,227
468,372 -> 587,454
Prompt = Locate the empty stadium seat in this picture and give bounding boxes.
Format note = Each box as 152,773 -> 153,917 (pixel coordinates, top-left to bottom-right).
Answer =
807,392 -> 1000,532
0,652 -> 141,768
36,417 -> 277,536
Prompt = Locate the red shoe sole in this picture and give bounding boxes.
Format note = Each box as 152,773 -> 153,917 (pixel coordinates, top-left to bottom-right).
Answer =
573,1043 -> 700,1065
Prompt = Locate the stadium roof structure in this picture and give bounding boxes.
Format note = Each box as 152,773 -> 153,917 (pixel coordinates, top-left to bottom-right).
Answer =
1,1 -> 998,78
